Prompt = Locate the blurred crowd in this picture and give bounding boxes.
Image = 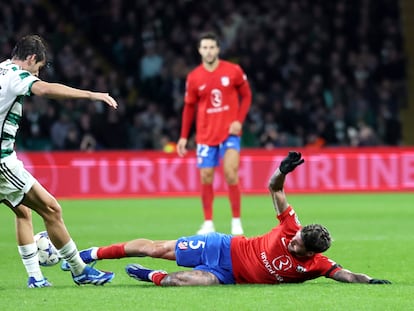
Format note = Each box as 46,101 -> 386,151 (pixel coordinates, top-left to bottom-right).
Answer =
0,0 -> 406,151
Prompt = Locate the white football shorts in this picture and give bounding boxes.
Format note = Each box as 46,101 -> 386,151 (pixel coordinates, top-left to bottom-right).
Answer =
0,152 -> 36,207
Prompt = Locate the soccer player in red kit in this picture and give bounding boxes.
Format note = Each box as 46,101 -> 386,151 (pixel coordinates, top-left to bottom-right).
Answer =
176,32 -> 252,235
61,152 -> 391,286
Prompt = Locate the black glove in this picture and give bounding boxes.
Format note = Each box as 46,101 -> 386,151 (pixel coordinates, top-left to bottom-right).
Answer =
369,279 -> 391,284
279,151 -> 305,174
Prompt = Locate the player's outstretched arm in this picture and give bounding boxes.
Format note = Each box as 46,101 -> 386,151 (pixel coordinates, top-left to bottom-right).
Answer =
31,81 -> 118,109
332,269 -> 391,284
268,151 -> 304,215
268,166 -> 288,215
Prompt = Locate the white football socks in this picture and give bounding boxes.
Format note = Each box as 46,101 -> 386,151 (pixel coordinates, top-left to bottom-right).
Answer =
18,243 -> 43,280
57,239 -> 86,276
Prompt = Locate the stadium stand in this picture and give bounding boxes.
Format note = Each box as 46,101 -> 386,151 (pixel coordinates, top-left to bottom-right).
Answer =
0,0 -> 407,150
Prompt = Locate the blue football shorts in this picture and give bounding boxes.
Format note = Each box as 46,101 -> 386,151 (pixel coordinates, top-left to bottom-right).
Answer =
175,232 -> 235,284
196,135 -> 241,168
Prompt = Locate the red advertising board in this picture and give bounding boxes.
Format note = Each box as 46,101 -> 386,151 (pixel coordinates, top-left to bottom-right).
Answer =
19,147 -> 414,198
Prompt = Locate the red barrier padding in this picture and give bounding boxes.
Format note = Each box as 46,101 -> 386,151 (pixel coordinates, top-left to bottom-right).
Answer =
19,147 -> 414,198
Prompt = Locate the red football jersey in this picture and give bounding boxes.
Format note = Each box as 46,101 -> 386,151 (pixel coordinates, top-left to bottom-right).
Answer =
180,60 -> 252,145
230,206 -> 342,284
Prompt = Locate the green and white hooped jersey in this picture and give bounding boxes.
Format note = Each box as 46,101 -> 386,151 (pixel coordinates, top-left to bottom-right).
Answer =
0,59 -> 39,159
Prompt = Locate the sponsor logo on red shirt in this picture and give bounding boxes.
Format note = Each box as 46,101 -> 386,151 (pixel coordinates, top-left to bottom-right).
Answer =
272,255 -> 293,272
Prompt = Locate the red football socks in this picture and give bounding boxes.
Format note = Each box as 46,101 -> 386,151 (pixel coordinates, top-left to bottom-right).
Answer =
96,242 -> 127,259
151,272 -> 168,286
228,184 -> 241,218
201,184 -> 214,220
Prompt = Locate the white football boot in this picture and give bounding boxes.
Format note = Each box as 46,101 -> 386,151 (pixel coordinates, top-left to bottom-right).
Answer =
231,218 -> 244,235
196,220 -> 215,235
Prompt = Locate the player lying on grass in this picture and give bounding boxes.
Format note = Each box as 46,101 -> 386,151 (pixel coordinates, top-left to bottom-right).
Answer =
62,151 -> 391,286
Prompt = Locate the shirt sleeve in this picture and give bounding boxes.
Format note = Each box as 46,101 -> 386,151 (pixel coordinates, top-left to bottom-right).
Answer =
316,255 -> 343,278
9,70 -> 39,96
324,262 -> 342,278
180,76 -> 197,139
277,206 -> 302,236
277,206 -> 301,226
233,65 -> 251,123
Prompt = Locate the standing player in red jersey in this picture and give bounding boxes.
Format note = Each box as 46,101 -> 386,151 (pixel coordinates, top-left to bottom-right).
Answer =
176,32 -> 252,235
62,151 -> 391,286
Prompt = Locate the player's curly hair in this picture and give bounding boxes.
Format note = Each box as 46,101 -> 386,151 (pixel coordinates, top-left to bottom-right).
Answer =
301,224 -> 331,253
11,34 -> 47,63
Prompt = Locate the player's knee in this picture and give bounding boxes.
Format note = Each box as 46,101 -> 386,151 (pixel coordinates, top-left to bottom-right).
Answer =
43,200 -> 63,222
14,205 -> 32,219
200,171 -> 214,183
146,249 -> 165,259
224,171 -> 238,184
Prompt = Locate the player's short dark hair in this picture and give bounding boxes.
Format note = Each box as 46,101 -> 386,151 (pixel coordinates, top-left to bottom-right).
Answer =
11,35 -> 47,63
198,32 -> 220,48
301,224 -> 331,253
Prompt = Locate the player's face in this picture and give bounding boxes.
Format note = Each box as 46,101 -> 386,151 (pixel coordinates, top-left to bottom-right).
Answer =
22,54 -> 45,77
288,230 -> 309,257
29,62 -> 45,77
198,39 -> 220,65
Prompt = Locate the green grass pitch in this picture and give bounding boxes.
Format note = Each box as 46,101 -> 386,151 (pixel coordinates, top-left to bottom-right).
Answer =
0,193 -> 412,311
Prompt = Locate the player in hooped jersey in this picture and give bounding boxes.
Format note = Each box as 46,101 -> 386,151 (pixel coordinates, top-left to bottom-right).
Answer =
0,35 -> 115,287
177,32 -> 252,235
63,152 -> 390,286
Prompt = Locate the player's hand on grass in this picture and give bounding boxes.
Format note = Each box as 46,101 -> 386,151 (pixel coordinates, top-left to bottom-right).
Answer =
369,279 -> 391,284
279,151 -> 305,174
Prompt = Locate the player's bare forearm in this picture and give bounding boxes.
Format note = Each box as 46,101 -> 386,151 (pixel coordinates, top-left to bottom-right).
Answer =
268,168 -> 285,193
268,168 -> 288,214
160,270 -> 220,286
268,152 -> 305,214
32,81 -> 90,99
32,81 -> 118,108
332,269 -> 373,283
